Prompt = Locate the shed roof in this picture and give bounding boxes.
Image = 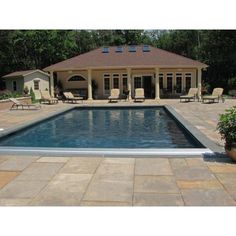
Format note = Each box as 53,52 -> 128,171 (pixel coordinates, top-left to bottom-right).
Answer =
2,69 -> 49,78
44,45 -> 208,71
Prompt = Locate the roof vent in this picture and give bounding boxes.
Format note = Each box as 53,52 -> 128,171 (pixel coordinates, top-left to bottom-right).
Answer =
142,45 -> 150,52
129,45 -> 136,52
116,46 -> 123,53
102,47 -> 109,53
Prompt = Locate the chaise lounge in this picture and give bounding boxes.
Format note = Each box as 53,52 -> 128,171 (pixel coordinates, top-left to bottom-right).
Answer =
108,89 -> 120,102
40,90 -> 58,104
9,98 -> 41,110
63,92 -> 83,103
134,88 -> 145,102
202,88 -> 224,103
180,88 -> 198,102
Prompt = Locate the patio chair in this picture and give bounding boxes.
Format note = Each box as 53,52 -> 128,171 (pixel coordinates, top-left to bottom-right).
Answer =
40,90 -> 58,104
134,88 -> 145,102
202,88 -> 224,103
108,89 -> 120,102
63,92 -> 83,103
9,98 -> 41,110
180,88 -> 198,102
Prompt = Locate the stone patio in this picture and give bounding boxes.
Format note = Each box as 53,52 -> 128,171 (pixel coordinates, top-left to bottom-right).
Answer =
0,99 -> 235,206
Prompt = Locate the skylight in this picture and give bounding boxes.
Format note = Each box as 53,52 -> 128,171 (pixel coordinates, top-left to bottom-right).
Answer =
142,45 -> 150,52
116,46 -> 123,53
129,45 -> 136,52
102,47 -> 109,53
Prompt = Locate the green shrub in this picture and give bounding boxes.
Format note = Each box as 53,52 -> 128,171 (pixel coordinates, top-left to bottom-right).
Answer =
217,106 -> 236,149
0,90 -> 22,100
30,87 -> 36,103
228,77 -> 236,88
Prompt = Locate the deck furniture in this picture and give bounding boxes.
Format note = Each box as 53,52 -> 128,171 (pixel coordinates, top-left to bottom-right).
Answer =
108,89 -> 120,102
40,90 -> 58,104
202,88 -> 224,103
9,98 -> 41,110
134,88 -> 145,102
63,92 -> 83,103
180,88 -> 198,102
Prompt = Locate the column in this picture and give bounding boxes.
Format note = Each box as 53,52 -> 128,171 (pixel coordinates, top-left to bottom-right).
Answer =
197,68 -> 202,99
127,68 -> 132,100
155,67 -> 160,100
87,68 -> 93,100
50,71 -> 54,97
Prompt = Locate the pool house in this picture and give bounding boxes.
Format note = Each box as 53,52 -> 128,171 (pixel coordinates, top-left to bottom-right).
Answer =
44,45 -> 208,100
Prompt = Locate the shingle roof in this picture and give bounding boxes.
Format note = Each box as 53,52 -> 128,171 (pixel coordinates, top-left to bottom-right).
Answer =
3,69 -> 49,78
44,45 -> 208,71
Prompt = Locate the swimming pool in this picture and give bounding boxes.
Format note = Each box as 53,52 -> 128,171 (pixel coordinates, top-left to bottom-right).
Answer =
0,106 -> 204,148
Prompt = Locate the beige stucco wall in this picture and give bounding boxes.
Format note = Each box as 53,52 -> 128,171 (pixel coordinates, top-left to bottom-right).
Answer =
5,77 -> 24,93
56,68 -> 197,99
24,72 -> 49,99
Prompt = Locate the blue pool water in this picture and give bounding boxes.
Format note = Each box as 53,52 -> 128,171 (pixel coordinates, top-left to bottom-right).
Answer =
0,107 -> 203,148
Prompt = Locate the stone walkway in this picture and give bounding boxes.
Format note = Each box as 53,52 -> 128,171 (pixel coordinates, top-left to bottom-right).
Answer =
0,99 -> 235,206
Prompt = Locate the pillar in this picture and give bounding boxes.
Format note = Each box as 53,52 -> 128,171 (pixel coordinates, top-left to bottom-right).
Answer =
155,67 -> 160,100
50,71 -> 54,97
87,68 -> 93,100
197,68 -> 202,98
127,68 -> 132,100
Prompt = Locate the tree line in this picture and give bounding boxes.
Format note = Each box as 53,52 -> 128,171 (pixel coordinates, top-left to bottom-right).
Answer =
1,30 -> 236,92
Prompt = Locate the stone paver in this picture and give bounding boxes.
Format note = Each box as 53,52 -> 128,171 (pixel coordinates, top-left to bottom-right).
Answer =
177,180 -> 223,189
135,158 -> 173,176
15,162 -> 64,181
0,198 -> 32,206
181,189 -> 236,206
36,156 -> 69,163
0,171 -> 19,189
31,173 -> 92,206
60,157 -> 102,174
0,157 -> 38,171
80,201 -> 132,206
83,180 -> 133,203
0,180 -> 48,199
134,176 -> 179,194
133,193 -> 184,206
208,165 -> 236,173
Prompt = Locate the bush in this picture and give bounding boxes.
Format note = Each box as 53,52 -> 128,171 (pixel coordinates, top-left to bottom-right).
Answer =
30,87 -> 36,103
217,106 -> 236,149
228,77 -> 236,88
24,86 -> 29,95
0,90 -> 22,100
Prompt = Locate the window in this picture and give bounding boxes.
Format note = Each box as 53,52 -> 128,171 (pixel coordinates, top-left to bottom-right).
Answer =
68,75 -> 86,82
166,73 -> 173,92
129,45 -> 136,52
103,74 -> 111,95
122,74 -> 128,93
102,47 -> 109,53
176,73 -> 182,93
134,76 -> 142,89
12,81 -> 17,91
142,45 -> 150,52
159,73 -> 164,89
34,80 -> 39,90
185,73 -> 192,92
116,46 -> 123,53
112,74 -> 120,89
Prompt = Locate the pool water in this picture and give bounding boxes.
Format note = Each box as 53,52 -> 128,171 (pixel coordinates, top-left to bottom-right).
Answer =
0,107 -> 203,148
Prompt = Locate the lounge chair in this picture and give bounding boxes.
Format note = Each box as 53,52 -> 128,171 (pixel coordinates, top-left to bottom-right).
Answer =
134,88 -> 145,102
9,98 -> 41,110
180,88 -> 198,102
40,90 -> 58,104
202,88 -> 224,103
63,92 -> 83,103
108,89 -> 120,102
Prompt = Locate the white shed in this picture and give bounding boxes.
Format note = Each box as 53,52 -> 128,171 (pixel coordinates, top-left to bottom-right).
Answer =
2,69 -> 50,99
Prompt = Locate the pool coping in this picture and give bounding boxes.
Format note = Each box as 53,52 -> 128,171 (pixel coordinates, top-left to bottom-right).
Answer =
0,104 -> 222,157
